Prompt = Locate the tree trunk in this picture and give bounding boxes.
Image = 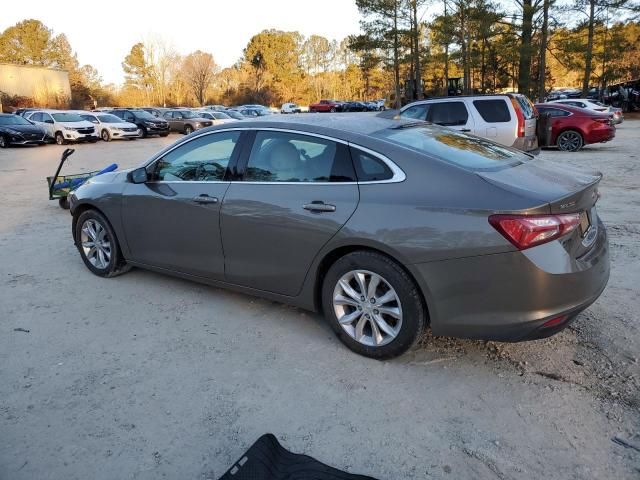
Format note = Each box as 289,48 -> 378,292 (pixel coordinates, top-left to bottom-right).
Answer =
444,0 -> 449,95
582,0 -> 596,97
412,0 -> 423,99
393,1 -> 401,109
518,0 -> 534,95
537,0 -> 549,102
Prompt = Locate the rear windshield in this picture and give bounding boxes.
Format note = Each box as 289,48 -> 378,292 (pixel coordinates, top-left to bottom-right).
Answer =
513,95 -> 536,119
378,124 -> 530,171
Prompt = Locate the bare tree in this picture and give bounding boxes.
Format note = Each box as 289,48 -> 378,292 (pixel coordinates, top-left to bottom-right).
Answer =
183,51 -> 217,106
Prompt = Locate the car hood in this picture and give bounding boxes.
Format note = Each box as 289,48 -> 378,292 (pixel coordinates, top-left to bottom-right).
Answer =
1,124 -> 44,134
477,158 -> 602,214
108,122 -> 138,129
59,121 -> 95,129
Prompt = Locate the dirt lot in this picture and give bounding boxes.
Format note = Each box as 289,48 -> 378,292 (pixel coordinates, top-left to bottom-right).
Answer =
1,121 -> 639,480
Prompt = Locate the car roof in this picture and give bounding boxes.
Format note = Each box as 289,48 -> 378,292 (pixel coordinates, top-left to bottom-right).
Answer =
535,103 -> 604,115
199,112 -> 420,140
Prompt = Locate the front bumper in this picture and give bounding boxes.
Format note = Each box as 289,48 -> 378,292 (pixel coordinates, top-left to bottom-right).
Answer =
111,129 -> 140,139
409,218 -> 610,342
8,136 -> 46,145
64,130 -> 98,142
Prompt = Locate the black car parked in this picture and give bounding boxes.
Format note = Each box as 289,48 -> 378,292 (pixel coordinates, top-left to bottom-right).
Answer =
0,113 -> 47,148
342,101 -> 369,112
107,109 -> 170,138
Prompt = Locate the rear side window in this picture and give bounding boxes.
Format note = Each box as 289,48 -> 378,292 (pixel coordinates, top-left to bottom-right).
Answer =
427,102 -> 468,126
513,95 -> 535,119
473,99 -> 511,122
244,131 -> 355,182
538,107 -> 570,117
350,148 -> 393,181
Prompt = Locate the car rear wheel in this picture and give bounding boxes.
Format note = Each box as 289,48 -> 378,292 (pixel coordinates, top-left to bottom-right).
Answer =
184,125 -> 193,135
101,129 -> 111,142
330,107 -> 336,113
0,135 -> 8,148
75,210 -> 131,278
557,130 -> 583,152
55,132 -> 66,145
322,251 -> 426,359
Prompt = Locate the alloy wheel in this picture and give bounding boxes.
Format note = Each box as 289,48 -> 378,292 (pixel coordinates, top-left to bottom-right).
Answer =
0,135 -> 7,148
557,131 -> 582,152
333,269 -> 403,347
80,219 -> 112,269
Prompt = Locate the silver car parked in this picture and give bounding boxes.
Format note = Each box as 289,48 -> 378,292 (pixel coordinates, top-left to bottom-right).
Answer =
69,113 -> 609,359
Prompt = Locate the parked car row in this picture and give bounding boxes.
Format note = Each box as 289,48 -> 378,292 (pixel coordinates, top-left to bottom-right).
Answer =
398,92 -> 619,153
308,99 -> 385,113
1,106 -> 257,147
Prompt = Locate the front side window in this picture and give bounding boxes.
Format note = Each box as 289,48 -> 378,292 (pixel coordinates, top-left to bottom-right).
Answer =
152,131 -> 240,182
243,131 -> 355,183
29,113 -> 43,122
427,102 -> 469,126
400,104 -> 428,120
42,113 -> 53,123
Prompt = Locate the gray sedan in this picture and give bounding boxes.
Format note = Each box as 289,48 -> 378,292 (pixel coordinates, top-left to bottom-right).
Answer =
69,113 -> 609,359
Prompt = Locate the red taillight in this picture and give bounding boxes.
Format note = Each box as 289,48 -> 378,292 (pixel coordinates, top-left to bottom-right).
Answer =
489,213 -> 581,250
541,315 -> 568,328
510,97 -> 526,137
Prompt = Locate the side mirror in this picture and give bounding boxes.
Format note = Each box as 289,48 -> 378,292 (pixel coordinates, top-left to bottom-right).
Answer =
129,167 -> 148,184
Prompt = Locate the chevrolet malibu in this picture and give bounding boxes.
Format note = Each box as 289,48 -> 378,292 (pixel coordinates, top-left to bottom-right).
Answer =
69,114 -> 609,359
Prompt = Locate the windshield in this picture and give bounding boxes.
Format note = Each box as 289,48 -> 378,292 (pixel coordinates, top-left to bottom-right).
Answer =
212,112 -> 231,119
131,110 -> 155,120
378,123 -> 530,171
226,110 -> 244,119
0,115 -> 32,126
97,114 -> 123,123
52,113 -> 85,122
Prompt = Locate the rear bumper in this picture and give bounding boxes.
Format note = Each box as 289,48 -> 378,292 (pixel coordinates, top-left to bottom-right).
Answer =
511,134 -> 539,152
586,126 -> 615,144
409,219 -> 610,342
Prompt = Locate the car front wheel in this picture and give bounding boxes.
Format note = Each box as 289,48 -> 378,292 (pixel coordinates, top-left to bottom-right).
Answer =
557,130 -> 584,152
55,132 -> 66,145
184,125 -> 193,135
322,251 -> 426,359
0,134 -> 8,148
75,210 -> 131,278
101,129 -> 111,142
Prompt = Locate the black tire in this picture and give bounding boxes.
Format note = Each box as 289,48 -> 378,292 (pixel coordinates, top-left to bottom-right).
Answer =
556,130 -> 584,152
0,134 -> 8,148
160,132 -> 169,137
58,197 -> 70,209
184,125 -> 193,135
321,250 -> 426,359
140,127 -> 148,139
55,131 -> 66,145
88,139 -> 98,144
330,107 -> 336,113
101,129 -> 111,142
75,209 -> 131,278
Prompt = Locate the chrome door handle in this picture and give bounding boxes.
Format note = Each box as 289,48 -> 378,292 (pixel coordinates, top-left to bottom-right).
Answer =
303,201 -> 336,213
193,195 -> 218,204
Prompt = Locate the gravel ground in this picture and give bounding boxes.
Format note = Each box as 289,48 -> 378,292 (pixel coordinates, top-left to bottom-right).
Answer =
1,121 -> 639,480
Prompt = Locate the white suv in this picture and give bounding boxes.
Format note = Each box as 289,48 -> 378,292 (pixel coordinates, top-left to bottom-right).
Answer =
76,111 -> 140,141
281,103 -> 302,114
26,110 -> 98,145
399,94 -> 538,153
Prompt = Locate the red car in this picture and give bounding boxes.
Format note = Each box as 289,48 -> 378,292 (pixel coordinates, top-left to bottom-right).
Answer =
535,103 -> 615,152
309,99 -> 342,113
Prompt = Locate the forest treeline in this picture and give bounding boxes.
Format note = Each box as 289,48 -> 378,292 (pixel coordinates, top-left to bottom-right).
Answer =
0,0 -> 638,109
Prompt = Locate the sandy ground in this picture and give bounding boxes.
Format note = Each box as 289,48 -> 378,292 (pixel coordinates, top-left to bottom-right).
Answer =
0,121 -> 639,480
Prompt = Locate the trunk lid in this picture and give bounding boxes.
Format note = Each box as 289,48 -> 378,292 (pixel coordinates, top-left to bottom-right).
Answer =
478,159 -> 602,256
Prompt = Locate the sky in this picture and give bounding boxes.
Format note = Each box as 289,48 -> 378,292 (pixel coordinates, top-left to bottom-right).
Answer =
0,0 -> 362,85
